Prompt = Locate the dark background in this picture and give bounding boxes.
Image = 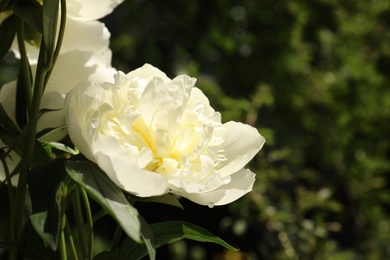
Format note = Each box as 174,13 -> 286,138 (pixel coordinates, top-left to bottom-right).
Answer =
1,0 -> 390,259
101,1 -> 390,259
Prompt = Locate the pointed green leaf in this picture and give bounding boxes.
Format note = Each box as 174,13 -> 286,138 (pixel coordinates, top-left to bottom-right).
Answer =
0,103 -> 19,134
131,193 -> 184,210
12,1 -> 43,33
28,158 -> 68,250
138,216 -> 156,260
15,65 -> 30,128
65,159 -> 141,243
43,141 -> 78,155
42,0 -> 59,61
0,108 -> 52,166
24,221 -> 60,260
0,14 -> 16,61
117,221 -> 238,260
0,0 -> 11,13
93,251 -> 126,260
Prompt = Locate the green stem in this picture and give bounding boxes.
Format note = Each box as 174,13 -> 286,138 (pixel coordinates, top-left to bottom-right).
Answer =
73,187 -> 87,259
0,156 -> 15,257
80,188 -> 93,260
65,217 -> 79,260
60,230 -> 67,260
110,225 -> 123,253
12,40 -> 46,249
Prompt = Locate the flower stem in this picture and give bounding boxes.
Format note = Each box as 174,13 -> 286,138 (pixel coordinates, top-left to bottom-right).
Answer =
110,224 -> 123,253
80,188 -> 94,260
60,229 -> 67,260
65,216 -> 79,260
73,187 -> 87,259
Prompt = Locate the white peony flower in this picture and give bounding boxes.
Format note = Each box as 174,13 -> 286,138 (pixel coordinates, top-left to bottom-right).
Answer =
0,49 -> 116,185
12,17 -> 111,64
65,64 -> 265,206
11,0 -> 121,63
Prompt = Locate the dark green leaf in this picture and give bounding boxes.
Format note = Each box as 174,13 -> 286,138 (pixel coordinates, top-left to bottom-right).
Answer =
0,131 -> 51,171
93,251 -> 126,260
0,0 -> 11,13
0,14 -> 16,61
117,221 -> 238,260
138,216 -> 156,260
132,193 -> 184,210
65,159 -> 141,243
28,157 -> 68,250
24,221 -> 60,260
12,1 -> 43,33
0,107 -> 52,166
0,103 -> 19,134
42,0 -> 59,61
15,65 -> 30,128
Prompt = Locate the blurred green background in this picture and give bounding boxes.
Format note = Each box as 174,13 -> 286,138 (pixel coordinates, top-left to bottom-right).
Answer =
100,1 -> 390,259
2,0 -> 390,259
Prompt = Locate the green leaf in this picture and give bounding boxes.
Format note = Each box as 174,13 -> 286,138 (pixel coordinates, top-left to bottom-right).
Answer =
43,141 -> 78,155
65,159 -> 141,243
42,0 -> 59,62
0,14 -> 16,61
0,107 -> 52,166
131,193 -> 184,210
24,221 -> 60,260
0,103 -> 19,134
117,221 -> 238,260
0,128 -> 51,168
27,157 -> 68,251
0,0 -> 11,13
15,63 -> 31,128
93,251 -> 126,260
138,216 -> 156,260
12,1 -> 43,33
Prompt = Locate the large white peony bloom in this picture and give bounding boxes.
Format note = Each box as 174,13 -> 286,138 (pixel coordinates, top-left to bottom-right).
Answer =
0,49 -> 116,185
65,64 -> 265,206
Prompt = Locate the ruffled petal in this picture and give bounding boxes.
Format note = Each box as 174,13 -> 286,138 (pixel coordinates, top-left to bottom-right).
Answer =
126,63 -> 169,82
93,134 -> 168,197
182,168 -> 255,206
217,121 -> 265,177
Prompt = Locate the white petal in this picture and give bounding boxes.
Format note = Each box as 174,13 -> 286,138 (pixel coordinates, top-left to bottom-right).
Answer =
182,168 -> 256,206
12,19 -> 111,64
61,18 -> 110,55
44,50 -> 115,94
126,63 -> 169,82
67,0 -> 124,21
217,121 -> 265,177
65,83 -> 102,161
139,75 -> 193,132
93,134 -> 168,197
